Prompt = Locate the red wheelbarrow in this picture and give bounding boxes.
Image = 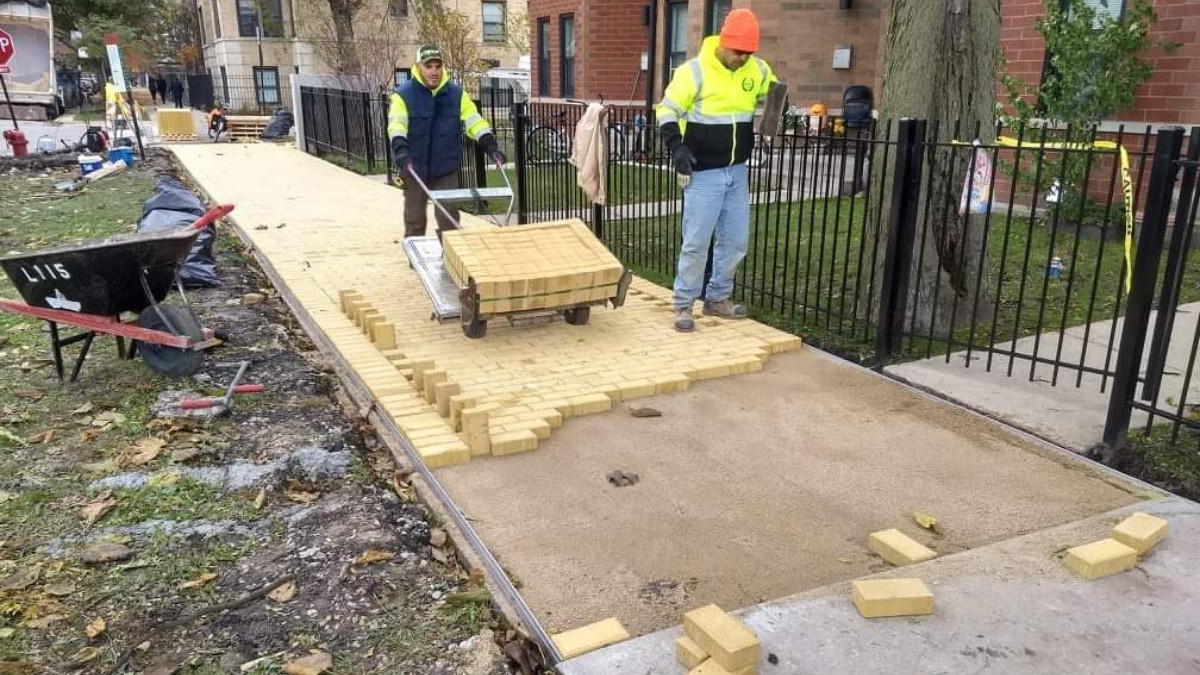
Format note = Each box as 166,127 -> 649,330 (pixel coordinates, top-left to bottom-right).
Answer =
0,204 -> 235,382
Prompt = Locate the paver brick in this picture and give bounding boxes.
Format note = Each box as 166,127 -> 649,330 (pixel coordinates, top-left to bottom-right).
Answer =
851,578 -> 934,618
550,618 -> 630,659
490,429 -> 539,456
868,529 -> 937,567
1111,512 -> 1168,554
1064,539 -> 1139,580
683,604 -> 760,672
676,635 -> 709,670
687,659 -> 755,675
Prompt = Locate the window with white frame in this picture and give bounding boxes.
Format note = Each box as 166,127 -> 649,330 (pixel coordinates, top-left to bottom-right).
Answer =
483,2 -> 507,43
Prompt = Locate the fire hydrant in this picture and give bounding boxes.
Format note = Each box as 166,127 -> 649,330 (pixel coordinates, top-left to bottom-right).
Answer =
3,128 -> 28,158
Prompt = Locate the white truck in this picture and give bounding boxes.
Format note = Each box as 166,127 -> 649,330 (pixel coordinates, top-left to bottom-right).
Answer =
0,0 -> 60,120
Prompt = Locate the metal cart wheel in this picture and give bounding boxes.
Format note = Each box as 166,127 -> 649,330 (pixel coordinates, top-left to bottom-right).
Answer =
563,306 -> 591,326
136,305 -> 204,376
463,316 -> 488,339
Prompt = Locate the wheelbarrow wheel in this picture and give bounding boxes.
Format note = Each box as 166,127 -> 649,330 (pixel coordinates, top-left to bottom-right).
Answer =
463,317 -> 488,339
564,306 -> 591,326
136,305 -> 204,377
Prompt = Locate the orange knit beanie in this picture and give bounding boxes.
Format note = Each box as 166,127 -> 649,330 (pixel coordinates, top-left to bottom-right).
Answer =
719,9 -> 760,53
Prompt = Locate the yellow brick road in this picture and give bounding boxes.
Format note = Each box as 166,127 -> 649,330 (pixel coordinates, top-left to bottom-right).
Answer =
172,144 -> 801,469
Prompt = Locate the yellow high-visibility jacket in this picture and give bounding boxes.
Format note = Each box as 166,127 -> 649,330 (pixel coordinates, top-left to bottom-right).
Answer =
656,36 -> 776,171
388,65 -> 492,179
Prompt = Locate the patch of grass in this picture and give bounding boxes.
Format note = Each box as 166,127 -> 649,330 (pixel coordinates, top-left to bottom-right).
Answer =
107,478 -> 254,527
1127,422 -> 1200,501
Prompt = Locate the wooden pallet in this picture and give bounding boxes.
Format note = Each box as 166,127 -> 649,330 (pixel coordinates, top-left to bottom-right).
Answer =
159,133 -> 199,142
226,115 -> 270,141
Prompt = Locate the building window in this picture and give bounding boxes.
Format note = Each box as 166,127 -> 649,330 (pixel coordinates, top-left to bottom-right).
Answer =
665,1 -> 688,78
559,14 -> 575,98
218,65 -> 230,103
212,0 -> 222,38
238,0 -> 284,38
394,68 -> 411,88
198,5 -> 207,43
704,0 -> 732,35
1076,0 -> 1124,22
254,66 -> 281,105
537,17 -> 550,96
482,2 -> 506,43
389,0 -> 408,18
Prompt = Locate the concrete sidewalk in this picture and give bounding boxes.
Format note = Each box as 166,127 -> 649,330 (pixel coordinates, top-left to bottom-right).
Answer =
888,303 -> 1200,452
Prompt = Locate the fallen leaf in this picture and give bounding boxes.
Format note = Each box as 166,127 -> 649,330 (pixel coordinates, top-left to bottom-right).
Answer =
170,447 -> 209,463
431,547 -> 451,565
913,512 -> 941,533
25,429 -> 54,444
14,390 -> 43,401
267,580 -> 297,603
137,641 -> 151,651
25,613 -> 67,629
253,487 -> 267,511
70,646 -> 102,665
85,617 -> 107,638
79,492 -> 117,526
117,437 -> 166,467
285,488 -> 319,504
179,572 -> 218,590
43,580 -> 76,597
79,428 -> 103,443
0,564 -> 40,592
353,549 -> 395,566
148,470 -> 182,488
93,411 -> 126,426
283,650 -> 332,675
0,490 -> 16,504
390,472 -> 414,502
429,528 -> 447,548
0,628 -> 15,639
72,402 -> 95,415
79,542 -> 134,565
629,406 -> 663,418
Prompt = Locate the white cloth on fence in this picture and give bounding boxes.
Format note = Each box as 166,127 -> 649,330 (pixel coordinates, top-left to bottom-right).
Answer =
570,103 -> 608,206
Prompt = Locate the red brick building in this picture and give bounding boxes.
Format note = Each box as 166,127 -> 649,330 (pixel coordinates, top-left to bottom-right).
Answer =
527,0 -> 1199,126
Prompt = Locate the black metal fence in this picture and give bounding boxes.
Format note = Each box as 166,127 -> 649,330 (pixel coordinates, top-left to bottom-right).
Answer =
294,83 -> 1199,459
164,73 -> 285,115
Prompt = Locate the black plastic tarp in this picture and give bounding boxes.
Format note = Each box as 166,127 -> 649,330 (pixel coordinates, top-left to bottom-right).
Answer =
260,109 -> 295,139
137,178 -> 220,288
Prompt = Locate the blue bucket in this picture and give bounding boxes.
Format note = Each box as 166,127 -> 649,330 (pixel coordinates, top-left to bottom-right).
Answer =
78,154 -> 104,177
108,147 -> 135,167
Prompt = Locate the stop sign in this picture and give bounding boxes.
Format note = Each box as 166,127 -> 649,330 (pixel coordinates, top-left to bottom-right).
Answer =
0,28 -> 14,74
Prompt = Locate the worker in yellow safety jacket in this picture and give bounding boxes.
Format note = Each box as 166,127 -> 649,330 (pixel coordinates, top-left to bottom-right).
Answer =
388,45 -> 505,239
656,9 -> 776,332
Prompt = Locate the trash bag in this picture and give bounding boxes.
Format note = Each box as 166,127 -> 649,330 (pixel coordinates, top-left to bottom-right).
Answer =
137,179 -> 221,288
260,109 -> 295,139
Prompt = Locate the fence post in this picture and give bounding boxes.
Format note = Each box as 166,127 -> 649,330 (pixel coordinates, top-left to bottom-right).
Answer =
474,99 -> 489,191
513,102 -> 530,224
362,91 -> 376,173
1099,126 -> 1186,463
340,91 -> 352,164
874,117 -> 927,366
321,89 -> 332,158
382,91 -> 394,185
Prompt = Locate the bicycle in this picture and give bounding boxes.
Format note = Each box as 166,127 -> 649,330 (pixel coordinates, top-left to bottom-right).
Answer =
524,100 -> 629,165
207,103 -> 228,143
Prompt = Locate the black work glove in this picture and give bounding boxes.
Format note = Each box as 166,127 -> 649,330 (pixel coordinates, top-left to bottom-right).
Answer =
391,136 -> 411,168
479,134 -> 506,165
670,144 -> 696,176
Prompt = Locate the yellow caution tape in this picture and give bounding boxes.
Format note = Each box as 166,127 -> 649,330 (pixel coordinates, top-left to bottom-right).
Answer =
991,136 -> 1134,291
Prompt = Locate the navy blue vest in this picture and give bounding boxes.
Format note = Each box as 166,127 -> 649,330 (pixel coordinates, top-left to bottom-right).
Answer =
398,78 -> 464,180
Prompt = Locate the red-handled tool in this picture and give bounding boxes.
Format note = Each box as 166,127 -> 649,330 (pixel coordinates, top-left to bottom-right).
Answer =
179,360 -> 260,411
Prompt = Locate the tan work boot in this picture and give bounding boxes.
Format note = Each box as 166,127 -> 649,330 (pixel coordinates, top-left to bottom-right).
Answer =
674,308 -> 695,333
702,299 -> 749,320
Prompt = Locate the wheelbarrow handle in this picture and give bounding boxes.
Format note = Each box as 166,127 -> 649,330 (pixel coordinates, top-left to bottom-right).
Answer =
179,397 -> 223,410
190,204 -> 236,231
233,384 -> 264,394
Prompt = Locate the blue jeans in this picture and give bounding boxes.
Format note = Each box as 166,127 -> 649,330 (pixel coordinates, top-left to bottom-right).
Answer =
673,163 -> 750,310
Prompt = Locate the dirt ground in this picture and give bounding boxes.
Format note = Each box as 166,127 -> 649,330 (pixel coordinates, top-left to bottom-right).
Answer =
436,348 -> 1142,637
0,155 -> 518,675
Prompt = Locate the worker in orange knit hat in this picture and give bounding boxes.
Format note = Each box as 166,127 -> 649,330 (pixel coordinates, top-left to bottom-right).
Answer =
655,8 -> 778,332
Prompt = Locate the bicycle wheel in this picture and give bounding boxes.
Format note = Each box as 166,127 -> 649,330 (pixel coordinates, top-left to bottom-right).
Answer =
526,126 -> 568,165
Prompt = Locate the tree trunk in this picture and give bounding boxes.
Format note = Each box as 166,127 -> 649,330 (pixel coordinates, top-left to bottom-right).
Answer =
866,0 -> 1000,338
328,0 -> 361,74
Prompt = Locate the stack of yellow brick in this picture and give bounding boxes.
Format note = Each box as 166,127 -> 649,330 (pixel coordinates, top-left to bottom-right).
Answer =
675,605 -> 761,674
1064,511 -> 1168,580
157,109 -> 196,140
442,220 -> 625,315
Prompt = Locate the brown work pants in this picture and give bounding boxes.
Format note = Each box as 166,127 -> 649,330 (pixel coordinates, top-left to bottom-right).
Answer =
404,172 -> 460,239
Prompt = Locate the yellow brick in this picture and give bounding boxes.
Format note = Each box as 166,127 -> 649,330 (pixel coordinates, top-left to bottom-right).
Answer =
650,373 -> 692,394
1111,512 -> 1168,554
551,618 -> 630,659
683,605 -> 760,672
851,578 -> 934,618
362,314 -> 385,338
1064,539 -> 1139,580
507,418 -> 552,440
569,393 -> 613,416
417,441 -> 471,469
868,529 -> 937,567
693,361 -> 733,380
449,394 -> 479,429
676,636 -> 709,670
687,659 -> 755,675
727,355 -> 765,375
762,334 -> 803,354
462,403 -> 500,456
616,379 -> 657,401
422,370 -> 448,402
410,359 -> 436,389
372,322 -> 397,350
490,429 -> 539,456
338,290 -> 362,312
435,381 -> 462,418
